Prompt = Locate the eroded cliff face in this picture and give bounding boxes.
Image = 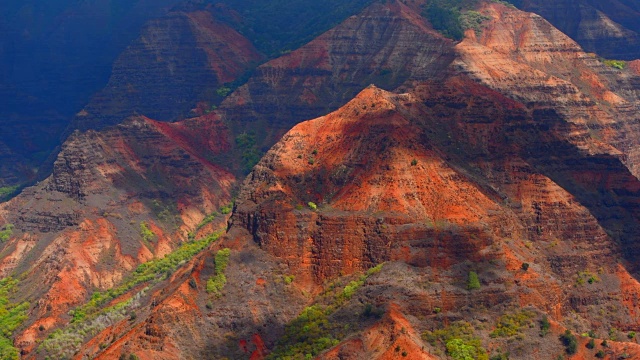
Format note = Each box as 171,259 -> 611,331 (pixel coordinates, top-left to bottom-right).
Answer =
217,0 -> 455,158
3,1 -> 640,359
516,0 -> 640,60
230,80 -> 640,358
72,10 -> 262,131
0,114 -> 235,355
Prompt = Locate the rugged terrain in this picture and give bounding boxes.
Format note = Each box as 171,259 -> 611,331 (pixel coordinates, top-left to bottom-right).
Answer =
0,0 -> 640,359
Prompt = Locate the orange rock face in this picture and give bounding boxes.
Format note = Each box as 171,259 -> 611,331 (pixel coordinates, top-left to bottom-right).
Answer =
2,1 -> 640,359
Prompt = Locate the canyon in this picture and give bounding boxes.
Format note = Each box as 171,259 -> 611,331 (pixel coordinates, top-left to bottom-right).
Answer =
0,0 -> 639,359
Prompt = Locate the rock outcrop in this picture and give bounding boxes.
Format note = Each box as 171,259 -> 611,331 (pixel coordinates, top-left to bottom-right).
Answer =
72,10 -> 262,131
516,0 -> 640,59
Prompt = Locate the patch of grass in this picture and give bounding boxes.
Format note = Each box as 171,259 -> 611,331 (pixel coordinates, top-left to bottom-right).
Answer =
235,132 -> 262,173
139,221 -> 155,243
602,59 -> 626,70
220,203 -> 233,215
0,224 -> 14,242
423,321 -> 488,360
267,263 -> 384,359
71,231 -> 221,323
576,271 -> 600,286
422,0 -> 491,41
490,310 -> 535,338
0,186 -> 19,200
467,271 -> 481,290
0,278 -> 29,360
206,248 -> 231,296
283,275 -> 295,285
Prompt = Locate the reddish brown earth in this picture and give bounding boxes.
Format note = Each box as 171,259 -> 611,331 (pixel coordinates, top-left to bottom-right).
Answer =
0,114 -> 235,356
216,0 -> 455,156
1,1 -> 640,359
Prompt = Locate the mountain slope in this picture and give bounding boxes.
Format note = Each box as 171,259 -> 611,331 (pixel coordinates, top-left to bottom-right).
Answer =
515,0 -> 640,59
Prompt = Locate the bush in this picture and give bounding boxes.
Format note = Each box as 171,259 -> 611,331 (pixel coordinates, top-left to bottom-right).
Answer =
539,316 -> 550,337
628,331 -> 636,339
308,202 -> 317,210
139,222 -> 155,243
423,321 -> 488,360
559,330 -> 577,355
521,263 -> 529,271
490,310 -> 535,338
595,350 -> 605,358
586,338 -> 595,349
206,248 -> 231,296
0,224 -> 13,242
467,271 -> 480,290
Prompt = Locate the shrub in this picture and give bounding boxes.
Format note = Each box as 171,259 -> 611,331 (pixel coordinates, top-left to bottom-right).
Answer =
559,330 -> 577,355
521,263 -> 529,271
602,59 -> 626,70
0,224 -> 14,242
423,321 -> 488,360
220,203 -> 233,215
586,338 -> 595,349
467,271 -> 480,290
308,202 -> 318,210
628,331 -> 636,339
490,310 -> 535,338
595,350 -> 605,358
139,222 -> 155,243
207,248 -> 231,296
539,316 -> 550,337
411,159 -> 418,166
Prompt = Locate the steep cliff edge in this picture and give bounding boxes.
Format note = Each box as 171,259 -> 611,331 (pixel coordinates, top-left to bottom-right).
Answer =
229,80 -> 640,358
0,114 -> 235,356
217,0 -> 455,170
515,0 -> 640,60
71,10 -> 262,132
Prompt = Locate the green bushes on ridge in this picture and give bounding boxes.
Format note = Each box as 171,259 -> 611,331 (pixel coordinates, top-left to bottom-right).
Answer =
0,277 -> 30,360
206,248 -> 231,296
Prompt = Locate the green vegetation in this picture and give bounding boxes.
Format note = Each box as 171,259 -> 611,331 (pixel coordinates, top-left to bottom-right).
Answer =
460,10 -> 491,36
602,59 -> 626,70
139,221 -> 155,243
220,203 -> 233,215
411,159 -> 418,166
576,271 -> 600,286
216,86 -> 231,98
423,321 -> 488,360
467,271 -> 481,290
596,350 -> 605,358
267,305 -> 339,359
422,0 -> 491,41
308,202 -> 317,211
0,278 -> 29,360
235,132 -> 262,173
587,338 -> 595,349
0,186 -> 19,200
0,224 -> 14,242
267,263 -> 383,359
490,310 -> 535,338
71,231 -> 221,323
521,263 -> 529,271
206,248 -> 231,296
42,232 -> 221,358
539,316 -> 550,337
284,275 -> 295,285
559,330 -> 577,355
628,331 -> 636,339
